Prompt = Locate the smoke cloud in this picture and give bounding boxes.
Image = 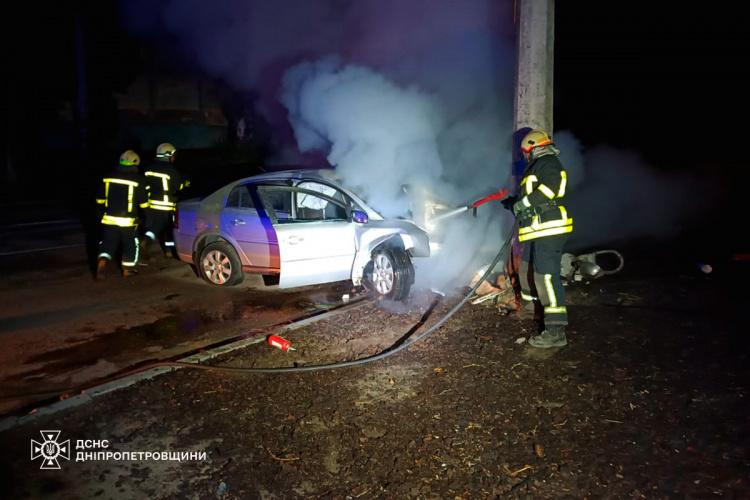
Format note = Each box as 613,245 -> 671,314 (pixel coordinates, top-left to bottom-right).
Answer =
118,0 -> 711,291
553,130 -> 707,250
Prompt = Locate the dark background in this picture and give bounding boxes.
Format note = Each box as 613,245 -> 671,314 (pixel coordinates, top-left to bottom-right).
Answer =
2,1 -> 748,215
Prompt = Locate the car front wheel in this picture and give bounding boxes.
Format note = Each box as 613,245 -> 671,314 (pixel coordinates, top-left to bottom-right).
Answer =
363,246 -> 413,301
199,242 -> 244,286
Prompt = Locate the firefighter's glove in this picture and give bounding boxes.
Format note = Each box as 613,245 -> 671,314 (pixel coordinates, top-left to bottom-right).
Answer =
512,200 -> 526,217
501,195 -> 518,211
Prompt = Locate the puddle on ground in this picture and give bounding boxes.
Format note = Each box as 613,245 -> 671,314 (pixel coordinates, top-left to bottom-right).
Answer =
7,286 -> 353,384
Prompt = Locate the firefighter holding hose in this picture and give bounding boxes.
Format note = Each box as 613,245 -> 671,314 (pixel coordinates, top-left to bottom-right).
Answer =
503,130 -> 573,348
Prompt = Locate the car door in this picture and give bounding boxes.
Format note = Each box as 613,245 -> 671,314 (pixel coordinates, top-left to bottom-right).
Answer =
257,183 -> 356,288
220,182 -> 278,271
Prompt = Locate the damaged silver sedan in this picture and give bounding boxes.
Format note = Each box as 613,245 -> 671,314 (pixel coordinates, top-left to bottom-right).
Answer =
173,169 -> 430,301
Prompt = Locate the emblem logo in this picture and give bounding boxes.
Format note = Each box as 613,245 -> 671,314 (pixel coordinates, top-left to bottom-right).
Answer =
31,430 -> 70,469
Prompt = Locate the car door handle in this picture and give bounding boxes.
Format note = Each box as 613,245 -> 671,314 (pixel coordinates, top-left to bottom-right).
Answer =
231,219 -> 246,226
286,236 -> 304,245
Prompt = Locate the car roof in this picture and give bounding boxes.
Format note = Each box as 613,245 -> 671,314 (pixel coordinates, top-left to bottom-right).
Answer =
236,168 -> 340,185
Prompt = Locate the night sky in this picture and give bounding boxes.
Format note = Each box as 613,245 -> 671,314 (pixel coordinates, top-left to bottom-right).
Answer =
2,1 -> 748,199
555,2 -> 748,167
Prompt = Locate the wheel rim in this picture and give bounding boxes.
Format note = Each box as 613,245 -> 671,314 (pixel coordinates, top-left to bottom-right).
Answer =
202,250 -> 232,284
372,253 -> 394,295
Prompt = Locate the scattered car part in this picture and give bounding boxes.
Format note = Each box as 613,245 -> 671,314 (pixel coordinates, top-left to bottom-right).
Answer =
561,250 -> 624,282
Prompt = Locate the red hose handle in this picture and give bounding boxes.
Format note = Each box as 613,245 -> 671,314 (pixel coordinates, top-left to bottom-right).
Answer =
471,189 -> 509,208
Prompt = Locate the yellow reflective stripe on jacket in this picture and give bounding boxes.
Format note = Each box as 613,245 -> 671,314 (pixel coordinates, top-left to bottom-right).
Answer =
103,178 -> 139,211
145,172 -> 176,209
558,171 -> 567,197
522,196 -> 531,207
145,171 -> 171,191
104,178 -> 138,186
95,198 -> 106,205
519,216 -> 573,234
101,215 -> 137,227
149,199 -> 176,210
519,224 -> 572,241
538,184 -> 555,199
524,175 -> 538,195
520,292 -> 536,302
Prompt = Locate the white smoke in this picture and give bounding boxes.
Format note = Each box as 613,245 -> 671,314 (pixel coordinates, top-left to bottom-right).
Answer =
280,56 -> 445,218
279,56 -> 515,290
553,130 -> 707,250
118,0 -> 713,291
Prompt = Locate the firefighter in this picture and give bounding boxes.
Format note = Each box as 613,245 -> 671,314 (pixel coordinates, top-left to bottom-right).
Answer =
141,143 -> 186,257
505,130 -> 573,348
95,150 -> 149,280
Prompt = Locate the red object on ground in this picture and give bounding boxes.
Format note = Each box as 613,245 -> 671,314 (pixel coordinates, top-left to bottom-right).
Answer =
268,335 -> 295,351
472,189 -> 509,208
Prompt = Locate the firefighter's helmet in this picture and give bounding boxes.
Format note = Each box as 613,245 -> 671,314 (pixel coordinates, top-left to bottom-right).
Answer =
520,129 -> 552,152
119,150 -> 140,166
156,143 -> 176,158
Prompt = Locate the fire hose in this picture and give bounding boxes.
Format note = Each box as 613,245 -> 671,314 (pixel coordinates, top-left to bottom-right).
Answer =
2,194 -> 515,407
161,220 -> 517,373
157,190 -> 514,373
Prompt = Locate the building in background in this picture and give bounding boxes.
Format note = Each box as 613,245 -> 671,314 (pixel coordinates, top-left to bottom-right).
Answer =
114,73 -> 228,152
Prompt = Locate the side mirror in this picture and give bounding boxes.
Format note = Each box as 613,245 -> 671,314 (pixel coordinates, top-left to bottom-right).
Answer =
352,210 -> 369,224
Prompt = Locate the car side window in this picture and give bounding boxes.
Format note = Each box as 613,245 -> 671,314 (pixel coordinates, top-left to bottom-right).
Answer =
259,184 -> 348,223
258,187 -> 292,221
226,184 -> 256,209
295,182 -> 349,221
294,182 -> 349,222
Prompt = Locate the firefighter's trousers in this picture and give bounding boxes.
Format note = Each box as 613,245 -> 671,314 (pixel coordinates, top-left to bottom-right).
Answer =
144,208 -> 175,249
519,235 -> 568,327
98,224 -> 140,268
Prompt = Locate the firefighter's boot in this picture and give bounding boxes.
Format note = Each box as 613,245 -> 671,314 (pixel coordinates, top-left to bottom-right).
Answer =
122,267 -> 139,277
528,325 -> 567,348
96,258 -> 108,281
140,237 -> 152,258
509,301 -> 542,322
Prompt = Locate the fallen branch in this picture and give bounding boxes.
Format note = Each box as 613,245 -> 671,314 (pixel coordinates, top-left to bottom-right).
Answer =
266,447 -> 300,462
504,464 -> 533,476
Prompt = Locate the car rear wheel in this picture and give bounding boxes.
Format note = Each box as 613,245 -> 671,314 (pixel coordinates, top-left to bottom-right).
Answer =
199,242 -> 244,286
363,246 -> 413,301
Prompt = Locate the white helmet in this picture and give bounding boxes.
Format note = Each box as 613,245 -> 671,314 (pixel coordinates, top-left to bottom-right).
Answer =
156,143 -> 176,158
119,150 -> 140,166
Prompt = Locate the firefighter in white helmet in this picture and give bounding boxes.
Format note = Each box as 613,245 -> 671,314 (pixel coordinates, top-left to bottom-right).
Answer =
95,150 -> 149,280
141,143 -> 187,257
504,129 -> 573,348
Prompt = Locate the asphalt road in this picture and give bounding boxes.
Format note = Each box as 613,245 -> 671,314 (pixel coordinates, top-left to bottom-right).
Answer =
0,213 -> 356,416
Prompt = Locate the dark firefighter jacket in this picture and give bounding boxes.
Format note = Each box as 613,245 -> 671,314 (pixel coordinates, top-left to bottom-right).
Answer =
95,164 -> 149,227
143,159 -> 183,211
517,152 -> 573,242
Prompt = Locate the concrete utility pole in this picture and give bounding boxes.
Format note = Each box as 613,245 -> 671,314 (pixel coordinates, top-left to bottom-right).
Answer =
514,0 -> 555,141
506,0 -> 555,280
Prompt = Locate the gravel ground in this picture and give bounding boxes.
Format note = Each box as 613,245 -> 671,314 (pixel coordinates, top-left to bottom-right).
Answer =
1,253 -> 749,499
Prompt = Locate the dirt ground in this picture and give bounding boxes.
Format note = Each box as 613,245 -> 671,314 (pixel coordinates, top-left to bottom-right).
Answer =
1,248 -> 749,499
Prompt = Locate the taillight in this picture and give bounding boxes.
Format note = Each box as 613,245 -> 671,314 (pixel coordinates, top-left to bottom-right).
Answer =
173,210 -> 179,229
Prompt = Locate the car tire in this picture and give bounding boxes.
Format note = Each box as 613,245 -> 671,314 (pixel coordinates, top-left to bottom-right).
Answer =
363,245 -> 413,301
198,242 -> 244,286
